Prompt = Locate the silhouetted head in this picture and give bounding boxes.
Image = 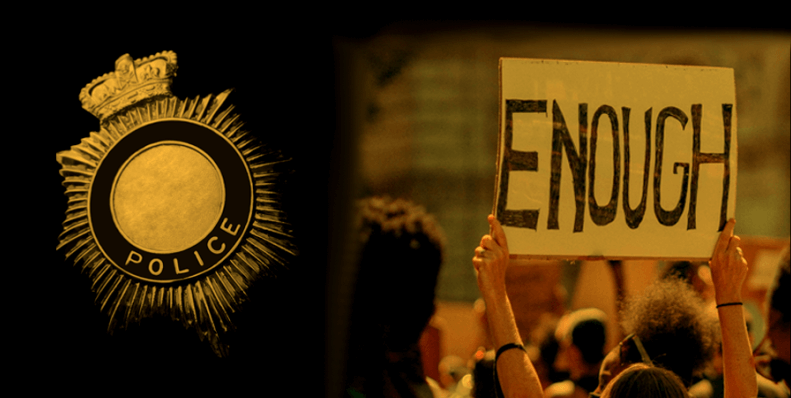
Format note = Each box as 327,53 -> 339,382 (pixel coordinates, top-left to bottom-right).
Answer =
600,363 -> 688,398
553,307 -> 607,388
757,246 -> 791,384
349,196 -> 446,349
566,308 -> 607,366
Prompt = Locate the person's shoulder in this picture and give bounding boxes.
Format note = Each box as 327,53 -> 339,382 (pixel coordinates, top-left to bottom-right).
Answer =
757,374 -> 790,398
425,376 -> 449,398
544,379 -> 575,398
687,378 -> 714,398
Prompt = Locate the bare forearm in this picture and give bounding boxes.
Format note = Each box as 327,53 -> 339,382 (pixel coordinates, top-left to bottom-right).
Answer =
485,291 -> 543,398
718,305 -> 758,398
710,220 -> 757,398
474,215 -> 543,398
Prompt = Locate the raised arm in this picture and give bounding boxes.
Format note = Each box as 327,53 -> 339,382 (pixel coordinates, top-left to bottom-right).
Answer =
473,214 -> 543,398
709,219 -> 758,398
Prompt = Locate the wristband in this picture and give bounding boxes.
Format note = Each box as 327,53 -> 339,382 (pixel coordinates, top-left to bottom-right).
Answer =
716,302 -> 743,308
493,343 -> 527,398
495,342 -> 527,364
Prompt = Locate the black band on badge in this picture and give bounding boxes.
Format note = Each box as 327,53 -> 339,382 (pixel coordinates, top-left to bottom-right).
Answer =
89,119 -> 253,283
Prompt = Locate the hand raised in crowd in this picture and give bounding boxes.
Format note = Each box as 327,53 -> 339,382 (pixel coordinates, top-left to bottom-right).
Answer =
473,214 -> 510,301
710,218 -> 749,305
709,218 -> 758,398
472,214 -> 543,398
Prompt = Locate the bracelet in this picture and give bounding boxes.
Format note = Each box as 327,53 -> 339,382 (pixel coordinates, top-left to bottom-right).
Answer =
495,343 -> 526,365
716,302 -> 743,308
493,343 -> 527,398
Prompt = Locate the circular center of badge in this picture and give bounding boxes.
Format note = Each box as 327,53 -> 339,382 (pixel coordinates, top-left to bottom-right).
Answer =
89,119 -> 253,283
112,143 -> 225,253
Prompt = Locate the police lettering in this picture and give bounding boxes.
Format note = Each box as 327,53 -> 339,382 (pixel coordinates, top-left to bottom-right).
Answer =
123,218 -> 241,277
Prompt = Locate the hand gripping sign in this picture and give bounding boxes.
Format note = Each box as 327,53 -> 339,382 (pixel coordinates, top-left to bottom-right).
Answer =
55,52 -> 297,356
495,58 -> 736,260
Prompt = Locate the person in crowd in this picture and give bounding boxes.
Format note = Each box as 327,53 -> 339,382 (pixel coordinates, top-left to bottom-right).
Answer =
598,363 -> 689,398
661,260 -> 715,304
590,274 -> 719,395
440,355 -> 471,395
593,219 -> 760,398
544,308 -> 607,398
689,309 -> 788,398
706,219 -> 760,398
472,214 -> 545,398
689,242 -> 788,397
530,313 -> 565,389
473,215 -> 759,398
345,197 -> 447,398
755,246 -> 790,392
471,349 -> 503,398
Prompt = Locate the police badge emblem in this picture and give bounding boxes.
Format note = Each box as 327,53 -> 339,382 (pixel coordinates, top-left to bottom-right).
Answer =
55,51 -> 296,356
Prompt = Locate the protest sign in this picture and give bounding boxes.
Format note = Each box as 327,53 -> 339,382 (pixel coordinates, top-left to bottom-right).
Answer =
496,58 -> 736,259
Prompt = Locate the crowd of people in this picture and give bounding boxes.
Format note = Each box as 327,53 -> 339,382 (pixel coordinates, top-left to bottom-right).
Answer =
343,196 -> 790,398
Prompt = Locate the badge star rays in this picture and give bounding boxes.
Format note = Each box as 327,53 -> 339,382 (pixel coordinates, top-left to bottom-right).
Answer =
56,90 -> 297,356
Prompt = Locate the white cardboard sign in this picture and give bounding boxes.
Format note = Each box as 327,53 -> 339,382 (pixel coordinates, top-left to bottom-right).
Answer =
496,58 -> 736,260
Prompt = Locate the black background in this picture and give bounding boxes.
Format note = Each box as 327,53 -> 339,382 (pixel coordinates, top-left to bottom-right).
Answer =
39,17 -> 345,395
27,15 -> 788,396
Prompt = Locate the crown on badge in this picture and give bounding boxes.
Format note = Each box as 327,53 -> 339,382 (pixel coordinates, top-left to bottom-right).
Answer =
79,51 -> 178,122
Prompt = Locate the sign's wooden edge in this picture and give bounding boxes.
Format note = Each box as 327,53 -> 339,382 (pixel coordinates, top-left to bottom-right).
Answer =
509,236 -> 790,262
493,58 -> 504,220
497,57 -> 736,72
509,254 -> 711,261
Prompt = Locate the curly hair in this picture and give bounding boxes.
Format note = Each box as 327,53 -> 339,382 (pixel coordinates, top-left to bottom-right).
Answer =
618,277 -> 718,387
660,261 -> 696,283
348,196 -> 446,348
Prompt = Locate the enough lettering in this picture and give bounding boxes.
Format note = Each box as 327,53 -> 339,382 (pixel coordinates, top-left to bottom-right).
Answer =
548,101 -> 587,232
499,100 -> 732,232
653,107 -> 690,226
588,105 -> 620,226
497,100 -> 544,230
